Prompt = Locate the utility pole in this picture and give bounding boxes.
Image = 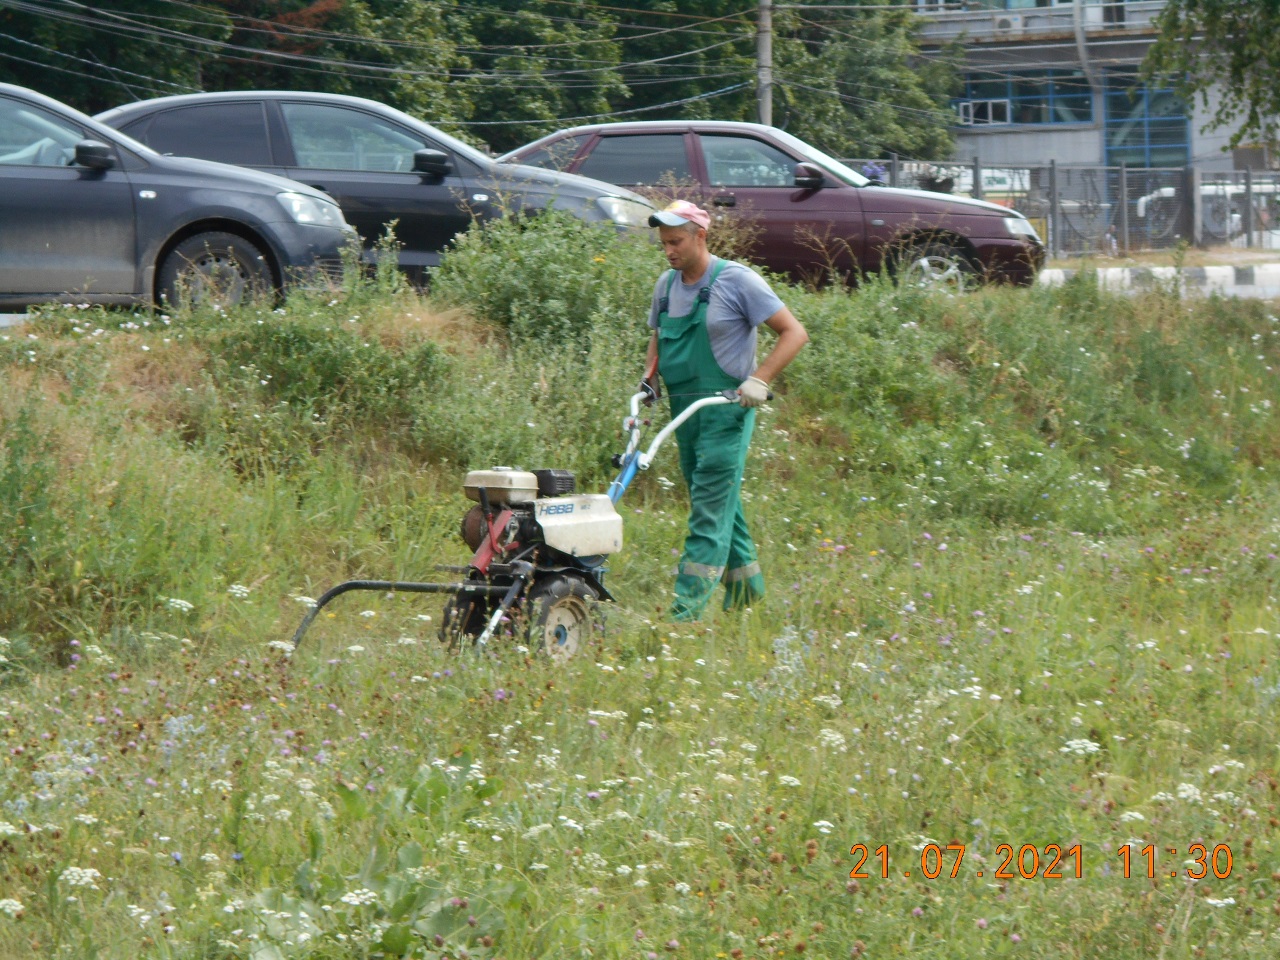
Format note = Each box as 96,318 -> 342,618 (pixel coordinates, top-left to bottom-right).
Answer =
757,0 -> 772,126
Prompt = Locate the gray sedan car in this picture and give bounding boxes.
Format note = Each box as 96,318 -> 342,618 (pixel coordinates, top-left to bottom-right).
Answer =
0,83 -> 354,310
97,91 -> 656,281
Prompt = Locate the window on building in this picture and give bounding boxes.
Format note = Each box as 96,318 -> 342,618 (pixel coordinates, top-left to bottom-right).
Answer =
955,70 -> 1092,125
957,100 -> 1010,125
940,0 -> 1072,8
1103,71 -> 1189,167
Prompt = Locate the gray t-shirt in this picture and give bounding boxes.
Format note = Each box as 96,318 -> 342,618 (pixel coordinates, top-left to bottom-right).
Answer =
647,257 -> 785,382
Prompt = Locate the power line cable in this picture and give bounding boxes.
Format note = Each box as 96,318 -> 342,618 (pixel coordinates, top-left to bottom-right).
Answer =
776,76 -> 955,120
0,46 -> 165,94
500,0 -> 753,24
2,0 -> 750,82
144,0 -> 749,53
0,30 -> 197,91
451,79 -> 751,126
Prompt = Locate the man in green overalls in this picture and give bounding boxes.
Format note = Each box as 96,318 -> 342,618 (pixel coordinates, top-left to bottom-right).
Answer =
643,200 -> 809,622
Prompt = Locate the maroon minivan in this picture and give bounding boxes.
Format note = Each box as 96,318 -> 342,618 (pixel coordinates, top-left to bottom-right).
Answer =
501,120 -> 1044,287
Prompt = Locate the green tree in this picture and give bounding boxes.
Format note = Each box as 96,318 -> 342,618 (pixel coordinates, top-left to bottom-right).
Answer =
605,0 -> 759,124
442,0 -> 627,153
197,1 -> 470,127
770,4 -> 960,160
0,0 -> 230,113
1144,0 -> 1280,148
601,0 -> 957,161
1,0 -> 958,160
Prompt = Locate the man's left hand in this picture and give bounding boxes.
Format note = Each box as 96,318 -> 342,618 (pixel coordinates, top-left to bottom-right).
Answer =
737,376 -> 770,408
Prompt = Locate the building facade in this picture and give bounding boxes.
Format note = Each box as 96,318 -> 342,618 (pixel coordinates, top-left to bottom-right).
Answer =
914,0 -> 1243,172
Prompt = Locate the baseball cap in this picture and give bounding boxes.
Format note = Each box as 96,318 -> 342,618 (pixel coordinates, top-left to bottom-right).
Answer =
648,199 -> 711,230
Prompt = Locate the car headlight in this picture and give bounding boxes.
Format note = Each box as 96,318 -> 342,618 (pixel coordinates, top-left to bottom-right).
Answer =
1003,214 -> 1042,243
597,196 -> 655,229
277,191 -> 347,228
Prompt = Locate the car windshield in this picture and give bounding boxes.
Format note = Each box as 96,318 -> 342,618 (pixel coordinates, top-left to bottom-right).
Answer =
768,128 -> 870,187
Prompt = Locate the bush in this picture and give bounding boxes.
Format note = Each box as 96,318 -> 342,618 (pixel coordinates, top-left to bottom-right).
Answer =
430,209 -> 659,342
218,316 -> 448,424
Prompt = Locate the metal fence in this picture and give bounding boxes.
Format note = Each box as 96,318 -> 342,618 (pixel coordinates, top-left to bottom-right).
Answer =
846,157 -> 1280,256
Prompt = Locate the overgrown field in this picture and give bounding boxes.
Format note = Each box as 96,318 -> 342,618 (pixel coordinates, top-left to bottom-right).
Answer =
1,214 -> 1279,959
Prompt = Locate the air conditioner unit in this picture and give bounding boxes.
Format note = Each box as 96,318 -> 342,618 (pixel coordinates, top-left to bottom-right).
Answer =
993,13 -> 1024,35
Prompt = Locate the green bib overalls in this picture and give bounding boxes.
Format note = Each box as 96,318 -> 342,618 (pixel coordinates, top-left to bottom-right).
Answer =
656,260 -> 766,620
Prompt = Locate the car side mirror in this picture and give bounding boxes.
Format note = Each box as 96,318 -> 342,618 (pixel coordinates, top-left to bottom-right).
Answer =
794,162 -> 824,190
74,140 -> 116,170
413,149 -> 452,177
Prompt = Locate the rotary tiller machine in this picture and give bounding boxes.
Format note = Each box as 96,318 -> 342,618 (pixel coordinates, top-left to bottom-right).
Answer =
289,386 -> 745,660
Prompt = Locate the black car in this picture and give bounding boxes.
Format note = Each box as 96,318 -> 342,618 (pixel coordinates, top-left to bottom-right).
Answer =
0,84 -> 353,310
97,92 -> 655,279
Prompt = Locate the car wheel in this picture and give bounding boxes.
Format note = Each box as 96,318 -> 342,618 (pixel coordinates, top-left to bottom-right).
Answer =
158,232 -> 274,309
896,241 -> 975,291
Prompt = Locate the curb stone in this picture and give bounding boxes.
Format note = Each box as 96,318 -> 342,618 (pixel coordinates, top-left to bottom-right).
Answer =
1038,263 -> 1280,299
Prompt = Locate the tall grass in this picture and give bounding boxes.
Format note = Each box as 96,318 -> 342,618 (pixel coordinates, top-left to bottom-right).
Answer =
0,214 -> 1278,958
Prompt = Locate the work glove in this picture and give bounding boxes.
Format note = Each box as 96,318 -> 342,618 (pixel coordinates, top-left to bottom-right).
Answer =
639,375 -> 661,407
737,375 -> 770,408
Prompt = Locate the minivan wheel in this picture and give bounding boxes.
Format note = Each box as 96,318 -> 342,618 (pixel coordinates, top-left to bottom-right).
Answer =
897,241 -> 975,291
158,232 -> 274,309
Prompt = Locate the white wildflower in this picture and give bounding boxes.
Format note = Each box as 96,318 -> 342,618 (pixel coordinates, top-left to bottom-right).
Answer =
1176,783 -> 1202,804
1060,738 -> 1100,756
59,866 -> 102,888
817,729 -> 847,751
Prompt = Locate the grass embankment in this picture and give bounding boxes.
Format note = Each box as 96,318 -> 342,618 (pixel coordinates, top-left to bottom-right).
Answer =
1,214 -> 1279,958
